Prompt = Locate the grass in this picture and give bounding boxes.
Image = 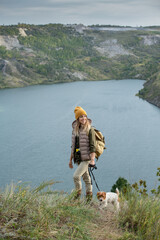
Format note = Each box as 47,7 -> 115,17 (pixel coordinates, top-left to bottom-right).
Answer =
0,181 -> 102,240
118,191 -> 160,240
117,168 -> 160,240
0,179 -> 160,240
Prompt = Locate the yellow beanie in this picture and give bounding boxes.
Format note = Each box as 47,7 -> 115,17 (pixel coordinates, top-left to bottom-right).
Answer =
74,106 -> 87,120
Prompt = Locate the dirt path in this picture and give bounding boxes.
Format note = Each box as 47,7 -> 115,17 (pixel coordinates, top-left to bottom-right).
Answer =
89,204 -> 123,240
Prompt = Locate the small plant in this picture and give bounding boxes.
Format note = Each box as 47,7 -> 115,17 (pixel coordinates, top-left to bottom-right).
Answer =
151,167 -> 160,195
131,167 -> 160,196
132,179 -> 148,196
111,177 -> 131,194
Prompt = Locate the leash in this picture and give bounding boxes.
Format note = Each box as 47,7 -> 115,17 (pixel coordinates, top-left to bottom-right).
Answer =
88,165 -> 101,191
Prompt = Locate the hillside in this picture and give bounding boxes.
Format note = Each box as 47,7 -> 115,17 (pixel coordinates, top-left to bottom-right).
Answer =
0,24 -> 160,107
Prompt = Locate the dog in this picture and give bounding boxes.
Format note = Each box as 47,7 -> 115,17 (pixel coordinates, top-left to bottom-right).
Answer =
97,188 -> 120,211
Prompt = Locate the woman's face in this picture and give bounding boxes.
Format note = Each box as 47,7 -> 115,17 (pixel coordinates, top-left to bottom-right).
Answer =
78,115 -> 87,125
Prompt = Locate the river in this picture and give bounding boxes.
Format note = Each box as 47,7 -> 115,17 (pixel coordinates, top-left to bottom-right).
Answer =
0,80 -> 160,194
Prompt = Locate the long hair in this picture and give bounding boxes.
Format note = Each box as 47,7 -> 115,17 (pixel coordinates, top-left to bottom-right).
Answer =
74,118 -> 91,136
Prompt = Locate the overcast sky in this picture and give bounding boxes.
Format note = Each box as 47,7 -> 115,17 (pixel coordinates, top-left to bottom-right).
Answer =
0,0 -> 160,27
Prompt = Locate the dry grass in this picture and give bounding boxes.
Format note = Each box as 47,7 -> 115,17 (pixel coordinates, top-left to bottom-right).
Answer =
0,181 -> 124,240
1,181 -> 159,240
118,192 -> 160,240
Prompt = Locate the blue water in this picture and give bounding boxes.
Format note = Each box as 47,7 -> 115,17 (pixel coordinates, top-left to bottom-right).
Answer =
0,80 -> 160,194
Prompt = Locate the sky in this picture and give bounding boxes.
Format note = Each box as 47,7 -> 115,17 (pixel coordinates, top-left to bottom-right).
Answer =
0,0 -> 160,27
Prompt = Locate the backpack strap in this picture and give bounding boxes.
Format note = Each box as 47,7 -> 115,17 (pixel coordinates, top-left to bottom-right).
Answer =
89,127 -> 96,153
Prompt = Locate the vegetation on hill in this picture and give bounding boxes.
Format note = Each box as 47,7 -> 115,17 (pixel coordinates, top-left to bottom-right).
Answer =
0,181 -> 122,240
0,24 -> 160,107
0,168 -> 159,240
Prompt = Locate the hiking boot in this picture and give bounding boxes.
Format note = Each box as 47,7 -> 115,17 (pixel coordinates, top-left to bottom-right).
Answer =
86,192 -> 93,203
73,190 -> 81,200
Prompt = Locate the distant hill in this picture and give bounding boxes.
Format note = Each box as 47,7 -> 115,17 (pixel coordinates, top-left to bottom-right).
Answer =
0,24 -> 160,107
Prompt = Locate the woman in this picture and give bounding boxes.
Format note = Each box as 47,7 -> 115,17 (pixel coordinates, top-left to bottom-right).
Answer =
69,106 -> 96,201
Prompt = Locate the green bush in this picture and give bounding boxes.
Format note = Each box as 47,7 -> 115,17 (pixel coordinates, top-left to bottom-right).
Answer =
111,177 -> 131,194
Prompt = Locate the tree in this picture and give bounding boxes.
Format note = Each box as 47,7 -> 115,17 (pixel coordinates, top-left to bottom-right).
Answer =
111,177 -> 131,194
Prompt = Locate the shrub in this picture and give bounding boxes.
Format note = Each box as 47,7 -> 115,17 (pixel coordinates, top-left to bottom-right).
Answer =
111,177 -> 131,194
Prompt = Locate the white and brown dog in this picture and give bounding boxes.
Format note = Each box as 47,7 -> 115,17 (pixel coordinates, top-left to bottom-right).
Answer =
97,188 -> 120,211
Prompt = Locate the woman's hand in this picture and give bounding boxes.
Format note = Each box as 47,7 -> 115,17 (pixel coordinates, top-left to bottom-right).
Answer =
69,152 -> 73,169
90,152 -> 95,166
89,159 -> 95,166
69,160 -> 73,169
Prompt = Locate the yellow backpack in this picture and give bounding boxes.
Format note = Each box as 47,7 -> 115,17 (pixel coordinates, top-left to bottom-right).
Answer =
89,127 -> 106,160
